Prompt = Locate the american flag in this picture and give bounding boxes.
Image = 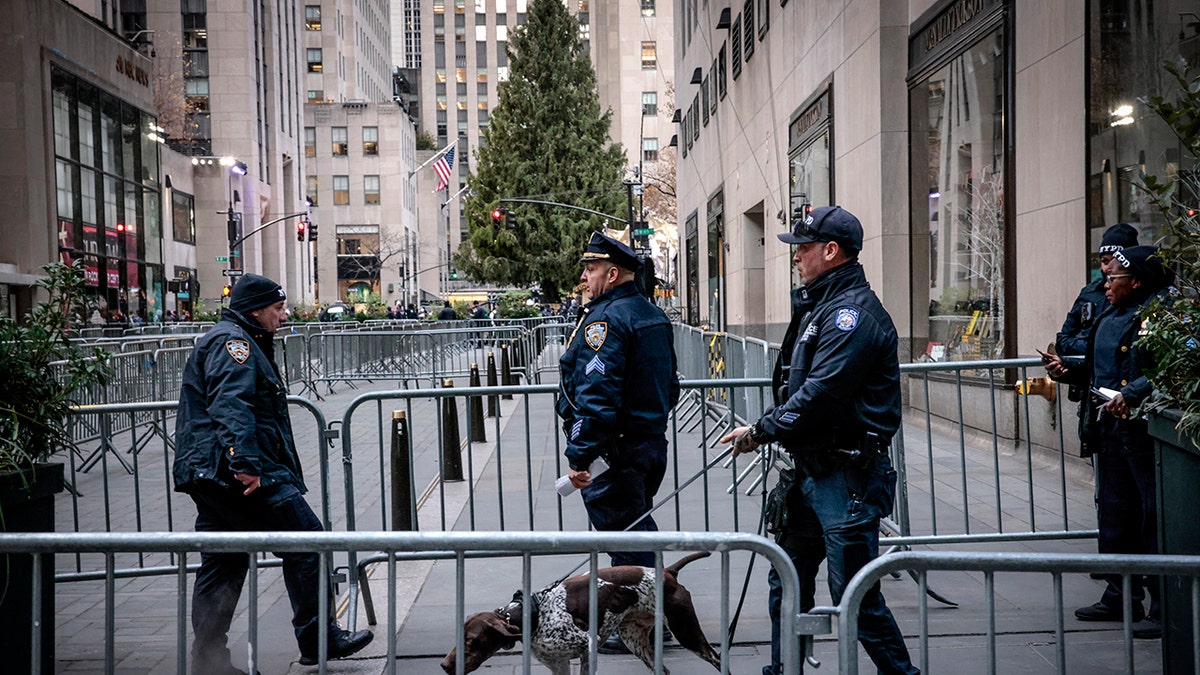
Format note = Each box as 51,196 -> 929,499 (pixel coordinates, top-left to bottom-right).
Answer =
433,146 -> 455,192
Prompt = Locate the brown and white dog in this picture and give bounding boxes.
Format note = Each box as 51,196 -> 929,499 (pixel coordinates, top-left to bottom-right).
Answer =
441,552 -> 722,674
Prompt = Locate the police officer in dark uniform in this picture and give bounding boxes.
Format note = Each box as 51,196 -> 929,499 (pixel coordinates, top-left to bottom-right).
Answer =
1056,223 -> 1139,358
1044,246 -> 1174,639
174,274 -> 371,673
559,232 -> 680,562
722,206 -> 918,675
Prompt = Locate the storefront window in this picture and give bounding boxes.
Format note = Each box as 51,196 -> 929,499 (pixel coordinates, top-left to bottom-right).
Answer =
788,87 -> 832,290
910,26 -> 1007,363
1087,0 -> 1199,278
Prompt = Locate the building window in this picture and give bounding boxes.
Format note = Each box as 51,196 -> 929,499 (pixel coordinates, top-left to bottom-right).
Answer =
304,127 -> 316,157
642,137 -> 659,162
333,175 -> 350,205
364,175 -> 380,204
331,127 -> 348,155
641,0 -> 655,17
742,0 -> 755,62
307,90 -> 324,102
305,5 -> 321,30
362,126 -> 379,155
307,48 -> 323,73
731,16 -> 742,79
685,212 -> 699,325
642,91 -> 657,116
171,191 -> 196,244
306,176 -> 319,206
641,41 -> 656,69
910,26 -> 1007,363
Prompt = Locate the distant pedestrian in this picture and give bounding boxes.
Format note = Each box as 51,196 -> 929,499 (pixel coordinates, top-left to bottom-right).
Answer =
437,300 -> 458,320
173,274 -> 372,672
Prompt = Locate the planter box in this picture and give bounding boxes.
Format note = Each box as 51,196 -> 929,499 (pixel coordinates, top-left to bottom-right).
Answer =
1150,411 -> 1200,674
0,462 -> 64,675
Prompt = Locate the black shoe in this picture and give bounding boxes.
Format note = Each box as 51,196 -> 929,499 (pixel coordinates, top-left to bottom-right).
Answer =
299,629 -> 374,666
1074,601 -> 1144,623
598,631 -> 631,654
1133,616 -> 1163,639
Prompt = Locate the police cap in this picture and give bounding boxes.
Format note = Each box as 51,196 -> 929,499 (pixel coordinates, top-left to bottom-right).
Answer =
579,231 -> 641,271
778,205 -> 863,252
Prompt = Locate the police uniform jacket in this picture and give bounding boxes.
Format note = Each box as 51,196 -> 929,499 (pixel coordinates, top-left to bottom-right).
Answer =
1058,286 -> 1168,457
557,281 -> 680,471
173,309 -> 305,493
757,262 -> 901,454
1056,278 -> 1108,357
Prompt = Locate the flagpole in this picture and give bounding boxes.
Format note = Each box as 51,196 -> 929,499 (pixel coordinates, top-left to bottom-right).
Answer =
406,139 -> 458,180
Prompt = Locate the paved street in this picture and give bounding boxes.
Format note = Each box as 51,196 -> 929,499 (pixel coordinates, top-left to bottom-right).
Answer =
48,351 -> 1163,674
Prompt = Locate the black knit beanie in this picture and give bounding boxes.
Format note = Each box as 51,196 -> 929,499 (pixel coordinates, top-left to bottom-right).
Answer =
229,274 -> 286,314
1099,223 -> 1139,253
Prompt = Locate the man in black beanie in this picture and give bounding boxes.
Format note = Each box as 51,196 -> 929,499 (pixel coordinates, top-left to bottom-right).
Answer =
174,274 -> 372,672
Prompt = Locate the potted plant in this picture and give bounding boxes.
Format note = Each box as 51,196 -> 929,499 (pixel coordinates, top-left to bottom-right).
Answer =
1133,57 -> 1200,669
0,261 -> 111,673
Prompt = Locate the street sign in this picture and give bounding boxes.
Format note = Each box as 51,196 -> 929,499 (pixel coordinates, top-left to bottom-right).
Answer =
634,227 -> 655,236
215,256 -> 228,262
222,269 -> 244,277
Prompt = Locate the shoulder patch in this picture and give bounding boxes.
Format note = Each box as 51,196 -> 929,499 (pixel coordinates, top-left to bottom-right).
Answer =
834,307 -> 859,332
225,339 -> 251,364
584,322 -> 608,351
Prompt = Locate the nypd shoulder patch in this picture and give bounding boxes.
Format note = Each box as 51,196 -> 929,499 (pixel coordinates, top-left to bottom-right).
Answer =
225,339 -> 251,363
584,322 -> 608,351
834,307 -> 859,332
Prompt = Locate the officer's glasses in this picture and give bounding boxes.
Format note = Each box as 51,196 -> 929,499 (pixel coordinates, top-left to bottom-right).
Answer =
1104,273 -> 1133,283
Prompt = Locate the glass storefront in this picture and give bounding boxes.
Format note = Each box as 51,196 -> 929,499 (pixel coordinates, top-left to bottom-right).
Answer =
52,66 -> 162,324
788,86 -> 832,290
910,3 -> 1008,363
1087,0 -> 1200,278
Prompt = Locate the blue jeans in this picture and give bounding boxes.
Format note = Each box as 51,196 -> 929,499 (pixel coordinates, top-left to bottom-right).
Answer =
581,436 -> 668,567
189,481 -> 334,670
765,455 -> 919,675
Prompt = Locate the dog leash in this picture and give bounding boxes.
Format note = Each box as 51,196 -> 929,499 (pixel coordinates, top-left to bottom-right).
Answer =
552,446 -> 735,585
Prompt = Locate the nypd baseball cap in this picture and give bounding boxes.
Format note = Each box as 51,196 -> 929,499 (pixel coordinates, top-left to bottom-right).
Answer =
778,205 -> 863,251
1098,222 -> 1138,253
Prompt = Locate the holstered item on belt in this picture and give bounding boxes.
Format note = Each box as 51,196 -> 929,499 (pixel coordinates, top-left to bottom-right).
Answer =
792,431 -> 889,478
763,468 -> 794,534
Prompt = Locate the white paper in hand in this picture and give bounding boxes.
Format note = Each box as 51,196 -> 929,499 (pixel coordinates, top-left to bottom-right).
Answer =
555,457 -> 610,497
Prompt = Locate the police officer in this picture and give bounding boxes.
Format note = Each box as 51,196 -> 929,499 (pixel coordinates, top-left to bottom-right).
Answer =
1044,246 -> 1174,639
722,206 -> 919,675
559,232 -> 680,558
1056,223 -> 1139,358
174,274 -> 372,673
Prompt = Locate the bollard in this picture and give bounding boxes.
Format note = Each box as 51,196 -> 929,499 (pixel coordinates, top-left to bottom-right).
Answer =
500,344 -> 514,398
467,365 -> 487,442
486,352 -> 500,417
390,411 -> 415,530
440,379 -> 464,481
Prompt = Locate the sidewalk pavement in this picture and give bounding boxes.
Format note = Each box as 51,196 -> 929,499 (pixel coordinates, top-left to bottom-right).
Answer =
52,354 -> 1155,674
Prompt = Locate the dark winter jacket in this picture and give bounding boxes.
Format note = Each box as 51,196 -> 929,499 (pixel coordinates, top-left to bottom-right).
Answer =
757,262 -> 902,453
173,309 -> 304,492
557,282 -> 680,471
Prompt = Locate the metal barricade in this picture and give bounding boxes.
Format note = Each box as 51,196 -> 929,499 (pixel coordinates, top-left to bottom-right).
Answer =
7,530 -> 797,675
803,550 -> 1200,674
58,397 -> 335,580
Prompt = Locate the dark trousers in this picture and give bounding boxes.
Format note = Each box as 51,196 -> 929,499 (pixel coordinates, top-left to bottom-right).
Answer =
581,436 -> 668,567
189,481 -> 333,670
765,455 -> 919,675
1095,430 -> 1159,613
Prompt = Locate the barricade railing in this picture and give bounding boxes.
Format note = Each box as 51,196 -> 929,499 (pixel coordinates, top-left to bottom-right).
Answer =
6,530 -> 799,675
58,397 -> 334,580
803,551 -> 1200,674
305,327 -> 529,392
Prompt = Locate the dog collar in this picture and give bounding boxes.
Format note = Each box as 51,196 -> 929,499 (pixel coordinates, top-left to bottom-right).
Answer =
495,590 -> 540,636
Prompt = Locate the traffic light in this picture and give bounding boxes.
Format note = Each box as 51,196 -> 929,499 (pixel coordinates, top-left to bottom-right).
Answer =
491,207 -> 506,226
308,219 -> 318,241
297,221 -> 306,242
222,285 -> 232,298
